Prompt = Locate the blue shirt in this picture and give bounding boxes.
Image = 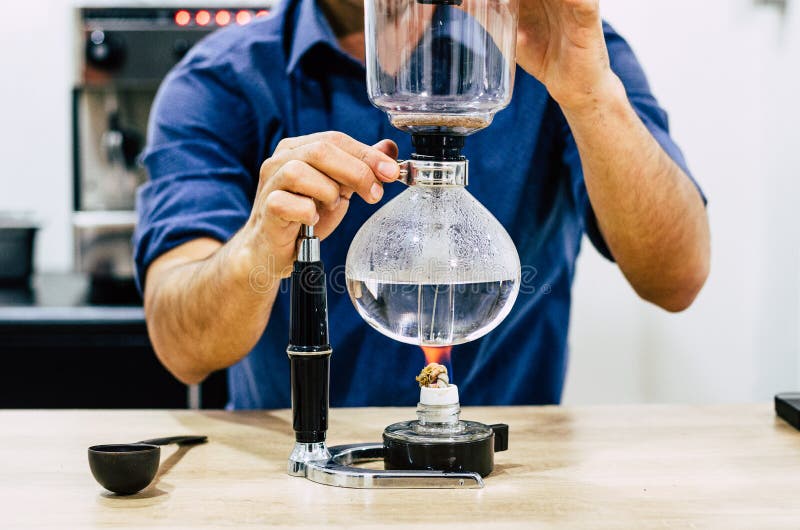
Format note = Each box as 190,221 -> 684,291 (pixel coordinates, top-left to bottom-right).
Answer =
135,0 -> 697,409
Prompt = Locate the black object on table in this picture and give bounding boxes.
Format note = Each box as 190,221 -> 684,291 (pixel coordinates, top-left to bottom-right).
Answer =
775,393 -> 800,431
0,224 -> 37,287
88,435 -> 208,495
0,273 -> 227,409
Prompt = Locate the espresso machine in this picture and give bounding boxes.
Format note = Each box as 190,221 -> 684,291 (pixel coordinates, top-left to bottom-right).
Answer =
72,4 -> 272,300
287,0 -> 520,489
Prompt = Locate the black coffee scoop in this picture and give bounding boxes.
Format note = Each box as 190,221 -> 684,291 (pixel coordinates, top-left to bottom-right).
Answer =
88,435 -> 207,495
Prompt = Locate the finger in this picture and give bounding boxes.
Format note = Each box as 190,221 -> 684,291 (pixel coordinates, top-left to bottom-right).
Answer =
272,160 -> 342,211
339,185 -> 355,200
369,140 -> 399,183
264,190 -> 318,227
314,194 -> 351,241
281,131 -> 400,182
373,139 -> 399,161
567,0 -> 600,28
292,141 -> 387,204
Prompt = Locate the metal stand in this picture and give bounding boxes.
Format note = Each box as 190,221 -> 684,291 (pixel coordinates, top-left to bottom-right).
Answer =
300,443 -> 484,489
285,225 -> 483,489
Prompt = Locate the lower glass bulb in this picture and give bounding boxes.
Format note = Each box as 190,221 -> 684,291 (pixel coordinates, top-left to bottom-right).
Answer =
345,180 -> 521,346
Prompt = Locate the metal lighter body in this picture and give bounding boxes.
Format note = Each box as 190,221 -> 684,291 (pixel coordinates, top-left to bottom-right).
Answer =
287,226 -> 333,476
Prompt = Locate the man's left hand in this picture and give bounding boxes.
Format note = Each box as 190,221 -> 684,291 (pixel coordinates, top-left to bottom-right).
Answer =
516,0 -> 623,113
513,0 -> 711,312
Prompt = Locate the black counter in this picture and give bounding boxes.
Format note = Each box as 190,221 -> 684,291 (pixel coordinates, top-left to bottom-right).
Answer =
0,274 -> 227,408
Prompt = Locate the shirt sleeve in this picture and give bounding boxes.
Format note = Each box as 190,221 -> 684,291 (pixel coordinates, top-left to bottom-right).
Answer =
562,22 -> 706,261
133,57 -> 260,291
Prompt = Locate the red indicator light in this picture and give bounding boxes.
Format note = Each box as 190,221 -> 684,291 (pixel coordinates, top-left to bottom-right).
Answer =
195,10 -> 211,26
174,10 -> 191,26
256,9 -> 269,17
236,10 -> 253,25
215,10 -> 231,26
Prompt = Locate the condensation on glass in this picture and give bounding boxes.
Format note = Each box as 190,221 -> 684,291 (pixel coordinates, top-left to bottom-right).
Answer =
346,180 -> 521,346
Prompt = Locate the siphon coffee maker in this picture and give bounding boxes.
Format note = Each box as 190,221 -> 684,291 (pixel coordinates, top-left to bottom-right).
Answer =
287,0 -> 520,489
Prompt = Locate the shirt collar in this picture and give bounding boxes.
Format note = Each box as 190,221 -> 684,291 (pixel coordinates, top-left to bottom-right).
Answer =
285,0 -> 340,74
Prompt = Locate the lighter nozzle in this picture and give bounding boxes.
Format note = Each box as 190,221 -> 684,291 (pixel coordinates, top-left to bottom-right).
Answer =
297,224 -> 320,262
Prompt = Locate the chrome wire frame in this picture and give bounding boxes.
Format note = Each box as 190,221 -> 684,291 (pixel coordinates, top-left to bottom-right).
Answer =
299,443 -> 484,489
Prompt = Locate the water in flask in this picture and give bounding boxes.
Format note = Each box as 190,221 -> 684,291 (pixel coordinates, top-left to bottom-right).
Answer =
347,278 -> 518,346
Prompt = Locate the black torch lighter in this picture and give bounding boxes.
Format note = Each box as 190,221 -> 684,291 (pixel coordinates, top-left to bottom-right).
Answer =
287,225 -> 333,476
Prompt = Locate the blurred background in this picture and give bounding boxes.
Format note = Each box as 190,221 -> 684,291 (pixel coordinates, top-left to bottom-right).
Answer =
566,0 -> 800,404
0,0 -> 797,407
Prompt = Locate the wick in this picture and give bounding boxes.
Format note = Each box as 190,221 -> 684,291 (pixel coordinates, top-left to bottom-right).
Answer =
416,363 -> 450,388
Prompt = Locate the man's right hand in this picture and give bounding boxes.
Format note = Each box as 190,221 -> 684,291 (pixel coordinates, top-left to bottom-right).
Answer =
142,131 -> 400,385
241,131 -> 400,279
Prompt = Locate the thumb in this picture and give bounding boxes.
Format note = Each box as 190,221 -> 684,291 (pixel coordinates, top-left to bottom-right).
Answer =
373,139 -> 399,160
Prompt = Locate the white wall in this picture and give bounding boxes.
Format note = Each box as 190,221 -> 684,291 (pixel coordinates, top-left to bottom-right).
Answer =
0,1 -> 797,404
564,0 -> 800,404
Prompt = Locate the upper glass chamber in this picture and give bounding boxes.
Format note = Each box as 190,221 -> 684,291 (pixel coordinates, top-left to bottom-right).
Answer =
365,0 -> 519,136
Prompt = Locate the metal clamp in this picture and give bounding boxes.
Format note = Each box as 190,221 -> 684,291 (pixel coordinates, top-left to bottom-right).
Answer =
296,224 -> 320,262
300,443 -> 484,489
398,159 -> 469,187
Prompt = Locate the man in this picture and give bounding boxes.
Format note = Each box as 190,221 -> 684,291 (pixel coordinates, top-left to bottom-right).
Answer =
135,0 -> 710,408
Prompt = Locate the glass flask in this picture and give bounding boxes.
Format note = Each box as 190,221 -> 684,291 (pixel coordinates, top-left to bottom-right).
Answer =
345,161 -> 521,346
347,0 -> 521,346
365,0 -> 519,135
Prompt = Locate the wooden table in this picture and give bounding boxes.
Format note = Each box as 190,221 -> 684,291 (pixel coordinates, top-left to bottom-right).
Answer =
2,405 -> 799,529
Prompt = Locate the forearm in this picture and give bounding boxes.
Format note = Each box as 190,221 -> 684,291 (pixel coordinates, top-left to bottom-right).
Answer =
142,132 -> 398,384
562,75 -> 710,311
144,233 -> 280,384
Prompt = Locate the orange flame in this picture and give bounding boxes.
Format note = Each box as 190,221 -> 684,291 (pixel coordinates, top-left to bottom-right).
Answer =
421,346 -> 453,366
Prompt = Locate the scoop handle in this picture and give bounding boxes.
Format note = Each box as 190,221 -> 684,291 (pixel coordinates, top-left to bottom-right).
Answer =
137,435 -> 208,446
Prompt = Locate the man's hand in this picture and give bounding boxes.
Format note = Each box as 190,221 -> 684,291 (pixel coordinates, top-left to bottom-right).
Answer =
516,0 -> 623,113
241,132 -> 399,280
143,131 -> 399,384
514,0 -> 710,311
